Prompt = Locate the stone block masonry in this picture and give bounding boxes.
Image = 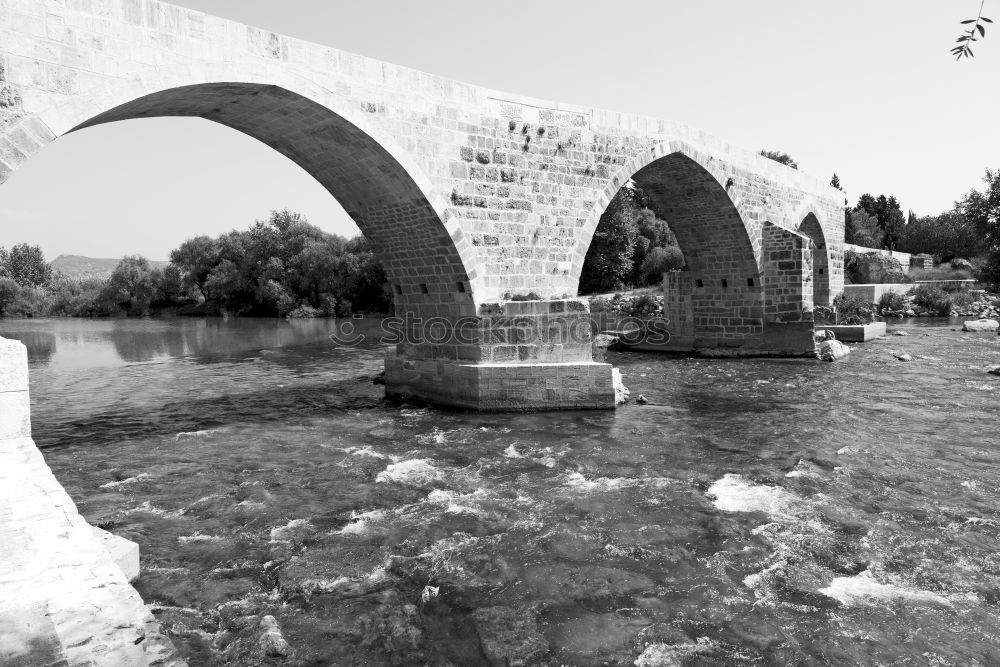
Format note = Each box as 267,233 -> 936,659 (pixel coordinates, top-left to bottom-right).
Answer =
0,0 -> 844,407
0,338 -> 184,666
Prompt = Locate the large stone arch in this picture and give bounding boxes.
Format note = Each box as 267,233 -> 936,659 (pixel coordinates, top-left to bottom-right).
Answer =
796,211 -> 831,307
575,141 -> 766,350
0,64 -> 477,319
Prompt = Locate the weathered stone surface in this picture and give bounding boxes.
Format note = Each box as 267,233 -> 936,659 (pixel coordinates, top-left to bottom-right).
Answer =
818,339 -> 850,362
0,389 -> 31,440
0,337 -> 29,392
0,439 -> 183,666
963,319 -> 999,332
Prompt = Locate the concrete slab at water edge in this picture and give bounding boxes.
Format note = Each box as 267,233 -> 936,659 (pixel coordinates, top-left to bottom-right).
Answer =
820,323 -> 887,343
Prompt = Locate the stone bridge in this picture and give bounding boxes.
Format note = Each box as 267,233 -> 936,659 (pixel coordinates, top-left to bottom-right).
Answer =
0,0 -> 845,411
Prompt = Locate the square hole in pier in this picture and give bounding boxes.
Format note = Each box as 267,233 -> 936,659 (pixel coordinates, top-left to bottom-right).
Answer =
420,284 -> 429,294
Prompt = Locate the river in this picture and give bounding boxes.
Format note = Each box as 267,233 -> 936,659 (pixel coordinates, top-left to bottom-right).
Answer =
1,317 -> 999,666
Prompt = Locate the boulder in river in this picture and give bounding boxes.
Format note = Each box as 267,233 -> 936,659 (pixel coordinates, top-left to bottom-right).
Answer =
892,351 -> 913,362
818,339 -> 850,362
259,615 -> 290,657
963,319 -> 999,332
893,330 -> 909,336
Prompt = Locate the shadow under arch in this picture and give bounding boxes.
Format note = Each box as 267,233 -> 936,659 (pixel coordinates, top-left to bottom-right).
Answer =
4,69 -> 477,318
796,212 -> 831,307
576,142 -> 766,350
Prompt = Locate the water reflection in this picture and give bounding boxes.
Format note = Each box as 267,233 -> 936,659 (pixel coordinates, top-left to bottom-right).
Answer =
2,330 -> 57,366
0,317 -> 387,368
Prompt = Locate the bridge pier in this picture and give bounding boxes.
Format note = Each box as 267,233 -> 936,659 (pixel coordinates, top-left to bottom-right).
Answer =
384,298 -> 619,410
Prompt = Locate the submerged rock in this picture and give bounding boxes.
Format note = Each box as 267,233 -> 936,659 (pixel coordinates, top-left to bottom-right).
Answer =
357,591 -> 425,662
988,367 -> 1000,376
471,606 -> 548,666
259,615 -> 290,657
892,351 -> 913,362
963,319 -> 1000,332
818,339 -> 850,362
893,330 -> 909,336
279,544 -> 390,598
635,395 -> 648,405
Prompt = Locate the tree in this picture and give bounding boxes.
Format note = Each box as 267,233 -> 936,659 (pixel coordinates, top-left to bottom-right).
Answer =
759,150 -> 798,170
579,187 -> 641,293
899,211 -> 982,261
853,193 -> 905,250
958,168 -> 1000,285
100,255 -> 156,315
845,208 -> 881,248
830,173 -> 843,191
169,236 -> 219,300
0,243 -> 51,287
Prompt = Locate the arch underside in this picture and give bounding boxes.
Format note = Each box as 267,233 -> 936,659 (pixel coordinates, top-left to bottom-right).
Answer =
628,152 -> 765,344
797,213 -> 830,307
72,83 -> 474,317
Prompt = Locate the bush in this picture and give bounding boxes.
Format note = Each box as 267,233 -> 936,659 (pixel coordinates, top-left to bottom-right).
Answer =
877,290 -> 905,313
506,291 -> 542,301
950,291 -> 978,308
620,293 -> 661,317
909,284 -> 952,316
286,303 -> 324,319
589,296 -> 613,313
833,292 -> 877,325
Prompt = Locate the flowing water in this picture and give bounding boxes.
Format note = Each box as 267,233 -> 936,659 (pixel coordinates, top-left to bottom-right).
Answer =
2,317 -> 1000,666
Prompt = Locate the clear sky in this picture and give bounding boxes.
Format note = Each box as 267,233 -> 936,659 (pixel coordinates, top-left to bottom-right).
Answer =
1,0 -> 998,260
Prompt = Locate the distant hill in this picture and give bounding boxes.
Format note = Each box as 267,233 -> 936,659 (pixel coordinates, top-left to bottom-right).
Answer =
50,255 -> 169,280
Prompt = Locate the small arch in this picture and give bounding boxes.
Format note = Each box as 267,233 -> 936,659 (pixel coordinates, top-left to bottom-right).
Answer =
797,212 -> 831,307
576,142 -> 765,349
